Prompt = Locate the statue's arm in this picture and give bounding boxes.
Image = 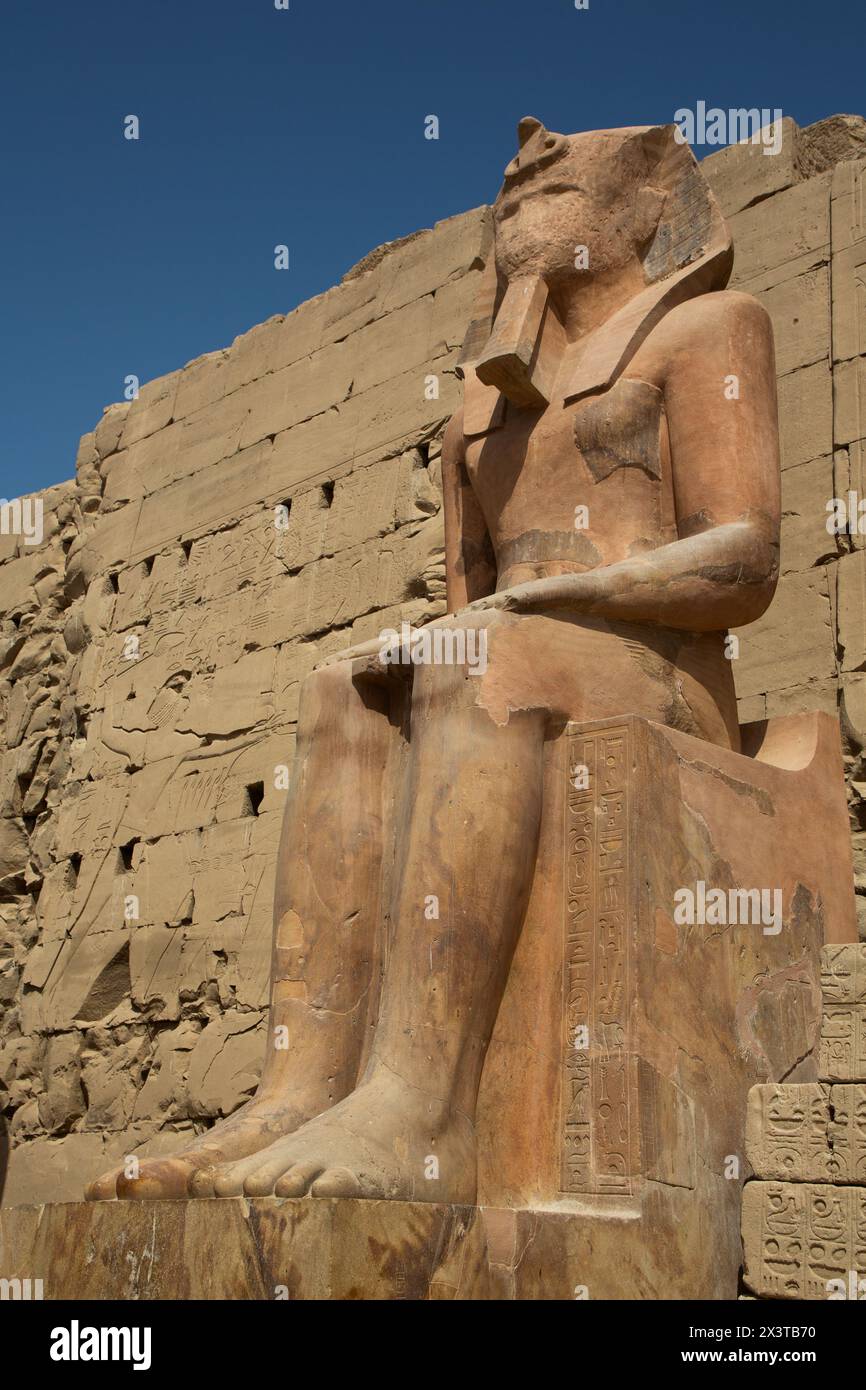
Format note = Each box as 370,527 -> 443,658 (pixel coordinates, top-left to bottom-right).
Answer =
442,409 -> 497,609
471,292 -> 780,632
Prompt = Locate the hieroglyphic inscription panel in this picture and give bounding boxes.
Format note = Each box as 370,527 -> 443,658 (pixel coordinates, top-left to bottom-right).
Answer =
561,723 -> 637,1195
820,944 -> 866,1082
746,1082 -> 866,1184
743,1182 -> 866,1299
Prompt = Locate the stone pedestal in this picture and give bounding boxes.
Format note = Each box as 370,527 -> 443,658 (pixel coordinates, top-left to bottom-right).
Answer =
0,1194 -> 780,1300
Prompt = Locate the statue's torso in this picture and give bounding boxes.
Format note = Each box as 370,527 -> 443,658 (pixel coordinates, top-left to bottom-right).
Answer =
461,316 -> 742,750
465,356 -> 675,593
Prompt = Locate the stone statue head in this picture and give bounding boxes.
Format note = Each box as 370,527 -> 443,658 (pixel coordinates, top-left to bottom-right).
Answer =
492,116 -> 729,294
459,118 -> 733,421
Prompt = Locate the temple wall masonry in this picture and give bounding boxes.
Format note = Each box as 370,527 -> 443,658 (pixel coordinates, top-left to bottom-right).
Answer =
2,114 -> 866,1208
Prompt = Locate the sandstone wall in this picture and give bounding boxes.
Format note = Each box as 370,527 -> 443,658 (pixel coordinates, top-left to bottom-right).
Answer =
711,117 -> 866,939
2,116 -> 865,1207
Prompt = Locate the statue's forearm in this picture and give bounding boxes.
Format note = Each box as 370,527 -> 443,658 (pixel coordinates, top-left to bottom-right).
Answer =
500,522 -> 779,631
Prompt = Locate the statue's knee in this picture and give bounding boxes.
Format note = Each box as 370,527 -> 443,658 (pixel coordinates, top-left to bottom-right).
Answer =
298,661 -> 353,723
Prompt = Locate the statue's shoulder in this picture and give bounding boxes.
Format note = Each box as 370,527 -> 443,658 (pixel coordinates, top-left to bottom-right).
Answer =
653,288 -> 772,349
634,290 -> 774,387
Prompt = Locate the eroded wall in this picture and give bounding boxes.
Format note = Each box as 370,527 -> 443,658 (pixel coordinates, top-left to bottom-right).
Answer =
1,116 -> 865,1206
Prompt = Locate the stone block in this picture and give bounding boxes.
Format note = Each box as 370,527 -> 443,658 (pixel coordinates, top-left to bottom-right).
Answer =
777,362 -> 833,469
742,1181 -> 866,1299
764,679 -> 839,720
172,350 -> 231,423
703,117 -> 800,218
833,354 -> 866,447
0,1192 -> 766,1299
733,567 -> 836,699
94,401 -> 130,461
830,157 -> 866,365
746,266 -> 831,377
728,173 -> 830,284
746,1082 -> 866,1183
184,1010 -> 262,1118
104,391 -> 249,504
238,339 -> 353,452
779,454 -> 836,574
836,549 -> 866,672
118,371 -> 179,451
224,301 -> 327,396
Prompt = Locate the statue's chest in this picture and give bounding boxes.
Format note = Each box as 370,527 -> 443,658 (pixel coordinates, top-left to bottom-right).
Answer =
569,377 -> 665,486
467,377 -> 668,519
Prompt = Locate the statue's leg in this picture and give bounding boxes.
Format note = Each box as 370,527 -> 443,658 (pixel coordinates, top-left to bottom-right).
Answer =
209,618 -> 547,1202
86,660 -> 397,1200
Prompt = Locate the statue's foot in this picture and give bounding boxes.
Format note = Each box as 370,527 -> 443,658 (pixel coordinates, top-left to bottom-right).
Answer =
197,1074 -> 476,1203
85,1094 -> 318,1201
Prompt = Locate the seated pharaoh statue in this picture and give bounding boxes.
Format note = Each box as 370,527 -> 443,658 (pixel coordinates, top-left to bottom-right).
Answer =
87,117 -> 781,1205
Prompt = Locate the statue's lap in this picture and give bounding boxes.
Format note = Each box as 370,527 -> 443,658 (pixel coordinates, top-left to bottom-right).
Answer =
414,608 -> 738,748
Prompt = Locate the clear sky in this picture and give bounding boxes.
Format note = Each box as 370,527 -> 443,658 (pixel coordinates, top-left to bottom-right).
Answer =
1,0 -> 863,497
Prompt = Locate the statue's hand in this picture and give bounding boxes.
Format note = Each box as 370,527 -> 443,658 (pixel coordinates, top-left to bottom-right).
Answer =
314,614 -> 472,670
465,572 -> 603,615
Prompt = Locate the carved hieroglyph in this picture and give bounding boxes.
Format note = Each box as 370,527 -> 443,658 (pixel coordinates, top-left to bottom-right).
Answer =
743,1182 -> 866,1300
820,943 -> 866,1081
562,724 -> 635,1196
743,946 -> 866,1298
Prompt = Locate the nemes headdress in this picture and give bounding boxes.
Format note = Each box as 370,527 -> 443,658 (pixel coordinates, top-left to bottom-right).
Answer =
459,118 -> 733,437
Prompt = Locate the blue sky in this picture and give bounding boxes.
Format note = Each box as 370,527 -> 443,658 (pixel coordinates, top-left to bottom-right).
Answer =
1,0 -> 863,497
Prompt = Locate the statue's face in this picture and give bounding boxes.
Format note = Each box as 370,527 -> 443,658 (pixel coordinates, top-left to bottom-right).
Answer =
493,127 -> 657,290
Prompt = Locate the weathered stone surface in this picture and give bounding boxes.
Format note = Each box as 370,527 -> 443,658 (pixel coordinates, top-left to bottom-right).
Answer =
837,550 -> 866,672
0,205 -> 483,1207
834,354 -> 866,447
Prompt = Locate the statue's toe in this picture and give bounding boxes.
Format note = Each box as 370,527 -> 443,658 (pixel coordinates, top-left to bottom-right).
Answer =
309,1166 -> 361,1199
85,1169 -> 119,1201
116,1158 -> 197,1200
274,1162 -> 322,1198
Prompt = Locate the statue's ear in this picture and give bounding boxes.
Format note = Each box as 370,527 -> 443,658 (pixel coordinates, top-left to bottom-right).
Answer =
627,123 -> 731,286
633,184 -> 666,251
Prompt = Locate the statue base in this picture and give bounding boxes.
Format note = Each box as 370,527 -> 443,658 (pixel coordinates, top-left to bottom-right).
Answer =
0,1194 -> 746,1300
